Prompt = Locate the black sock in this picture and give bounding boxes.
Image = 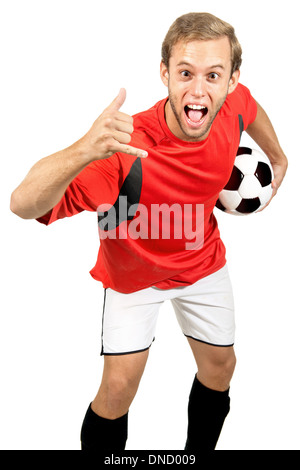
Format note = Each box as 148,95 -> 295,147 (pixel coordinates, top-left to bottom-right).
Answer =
185,375 -> 230,452
80,403 -> 128,451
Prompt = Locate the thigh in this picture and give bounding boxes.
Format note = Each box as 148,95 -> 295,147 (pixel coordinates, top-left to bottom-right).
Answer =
171,265 -> 235,347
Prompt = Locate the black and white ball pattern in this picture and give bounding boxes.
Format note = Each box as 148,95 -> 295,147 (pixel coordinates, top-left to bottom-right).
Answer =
216,147 -> 274,215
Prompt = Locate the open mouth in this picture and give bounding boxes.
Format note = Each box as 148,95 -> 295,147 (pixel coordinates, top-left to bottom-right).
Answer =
184,104 -> 208,126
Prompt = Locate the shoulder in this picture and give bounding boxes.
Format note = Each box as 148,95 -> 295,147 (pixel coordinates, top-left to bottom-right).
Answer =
131,99 -> 167,148
222,83 -> 255,114
220,83 -> 257,127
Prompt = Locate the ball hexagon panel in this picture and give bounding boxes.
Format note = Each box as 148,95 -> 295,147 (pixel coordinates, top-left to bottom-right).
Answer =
238,174 -> 262,199
235,154 -> 258,175
258,184 -> 273,206
218,189 -> 242,210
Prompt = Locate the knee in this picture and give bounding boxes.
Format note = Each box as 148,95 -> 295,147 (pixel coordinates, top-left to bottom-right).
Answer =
104,372 -> 136,399
94,351 -> 148,419
213,350 -> 236,377
224,353 -> 236,380
98,372 -> 140,418
200,350 -> 236,391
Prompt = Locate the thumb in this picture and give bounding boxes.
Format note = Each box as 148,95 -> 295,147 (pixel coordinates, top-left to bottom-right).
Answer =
106,88 -> 126,112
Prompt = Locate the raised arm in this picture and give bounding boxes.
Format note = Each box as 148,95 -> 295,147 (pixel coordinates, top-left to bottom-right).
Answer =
246,101 -> 288,202
10,89 -> 148,220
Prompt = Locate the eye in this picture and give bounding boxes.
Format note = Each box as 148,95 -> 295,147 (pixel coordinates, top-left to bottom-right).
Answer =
180,70 -> 190,78
208,72 -> 219,80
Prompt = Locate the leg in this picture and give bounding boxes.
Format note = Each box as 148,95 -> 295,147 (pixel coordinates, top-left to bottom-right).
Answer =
185,338 -> 236,451
170,264 -> 236,450
81,284 -> 162,451
92,349 -> 149,419
81,349 -> 149,451
187,338 -> 236,392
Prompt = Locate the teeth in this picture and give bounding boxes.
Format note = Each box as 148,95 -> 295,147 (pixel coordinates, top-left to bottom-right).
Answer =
187,104 -> 206,110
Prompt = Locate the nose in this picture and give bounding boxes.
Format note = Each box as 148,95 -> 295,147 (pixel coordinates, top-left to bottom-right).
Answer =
190,76 -> 206,98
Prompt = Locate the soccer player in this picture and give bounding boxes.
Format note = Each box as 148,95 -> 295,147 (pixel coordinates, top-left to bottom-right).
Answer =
10,13 -> 287,451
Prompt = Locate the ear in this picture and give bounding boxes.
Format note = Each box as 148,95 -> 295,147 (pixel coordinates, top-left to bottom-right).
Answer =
228,69 -> 240,95
160,61 -> 169,87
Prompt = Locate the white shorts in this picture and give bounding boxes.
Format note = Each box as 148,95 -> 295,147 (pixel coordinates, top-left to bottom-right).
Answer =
101,264 -> 235,355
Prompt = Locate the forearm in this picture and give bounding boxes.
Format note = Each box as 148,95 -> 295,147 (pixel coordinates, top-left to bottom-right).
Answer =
246,101 -> 288,188
10,139 -> 92,220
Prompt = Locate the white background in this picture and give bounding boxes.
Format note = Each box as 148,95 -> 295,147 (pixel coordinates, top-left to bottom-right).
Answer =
1,0 -> 299,450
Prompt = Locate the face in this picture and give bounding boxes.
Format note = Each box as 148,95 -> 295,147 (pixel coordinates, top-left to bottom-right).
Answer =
160,37 -> 240,142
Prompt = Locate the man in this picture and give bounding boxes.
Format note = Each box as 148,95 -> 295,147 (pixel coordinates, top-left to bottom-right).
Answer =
10,12 -> 287,451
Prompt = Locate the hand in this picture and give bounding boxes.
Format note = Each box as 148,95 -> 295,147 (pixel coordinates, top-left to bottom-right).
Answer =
259,154 -> 288,211
80,88 -> 148,161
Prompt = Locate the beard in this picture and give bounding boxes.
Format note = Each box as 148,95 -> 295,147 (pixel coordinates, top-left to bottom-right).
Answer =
168,88 -> 228,142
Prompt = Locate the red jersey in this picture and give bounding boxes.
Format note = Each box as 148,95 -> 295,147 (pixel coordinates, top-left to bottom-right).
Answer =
36,83 -> 257,293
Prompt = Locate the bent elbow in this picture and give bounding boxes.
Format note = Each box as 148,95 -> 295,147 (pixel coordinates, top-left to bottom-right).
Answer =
10,191 -> 31,219
10,191 -> 20,215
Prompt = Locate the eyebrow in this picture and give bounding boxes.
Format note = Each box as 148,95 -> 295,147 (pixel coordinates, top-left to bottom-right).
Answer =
176,61 -> 225,70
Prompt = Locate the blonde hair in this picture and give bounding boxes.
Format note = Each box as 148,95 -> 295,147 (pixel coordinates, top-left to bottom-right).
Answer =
161,12 -> 242,75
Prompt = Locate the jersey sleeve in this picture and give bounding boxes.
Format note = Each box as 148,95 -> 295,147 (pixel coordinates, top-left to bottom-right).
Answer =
36,153 -> 121,226
230,83 -> 258,130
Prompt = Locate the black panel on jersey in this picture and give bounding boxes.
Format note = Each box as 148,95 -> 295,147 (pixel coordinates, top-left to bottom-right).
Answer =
238,114 -> 244,141
98,158 -> 142,231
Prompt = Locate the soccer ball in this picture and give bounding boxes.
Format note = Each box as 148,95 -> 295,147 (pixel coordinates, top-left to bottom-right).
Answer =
216,147 -> 274,215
